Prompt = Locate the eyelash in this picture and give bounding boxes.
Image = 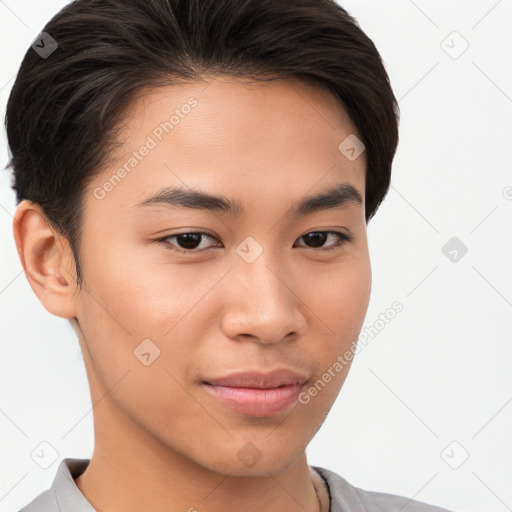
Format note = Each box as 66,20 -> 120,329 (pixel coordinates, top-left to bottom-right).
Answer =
154,230 -> 353,255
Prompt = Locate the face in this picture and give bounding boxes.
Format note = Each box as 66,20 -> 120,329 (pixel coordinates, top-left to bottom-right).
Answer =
70,75 -> 372,476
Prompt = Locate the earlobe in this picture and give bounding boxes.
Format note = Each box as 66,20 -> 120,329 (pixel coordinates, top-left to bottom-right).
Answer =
12,200 -> 78,319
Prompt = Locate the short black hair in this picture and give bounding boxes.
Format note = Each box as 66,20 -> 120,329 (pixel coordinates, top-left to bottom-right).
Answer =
4,0 -> 400,289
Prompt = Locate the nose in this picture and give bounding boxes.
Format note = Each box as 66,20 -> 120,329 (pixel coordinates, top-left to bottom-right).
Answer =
221,254 -> 307,345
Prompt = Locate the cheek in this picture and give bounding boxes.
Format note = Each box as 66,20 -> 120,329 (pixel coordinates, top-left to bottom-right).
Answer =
304,256 -> 372,337
300,257 -> 371,396
75,247 -> 218,391
80,237 -> 219,337
76,274 -> 198,427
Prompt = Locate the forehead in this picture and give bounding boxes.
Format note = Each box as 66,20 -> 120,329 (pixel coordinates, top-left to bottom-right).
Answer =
86,75 -> 366,218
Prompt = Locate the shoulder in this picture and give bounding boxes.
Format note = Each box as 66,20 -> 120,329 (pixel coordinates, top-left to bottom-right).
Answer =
311,466 -> 455,512
18,458 -> 92,512
18,489 -> 58,512
353,487 -> 455,512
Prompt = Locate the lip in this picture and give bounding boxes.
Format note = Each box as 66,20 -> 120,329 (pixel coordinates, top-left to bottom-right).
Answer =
204,368 -> 308,388
202,368 -> 308,417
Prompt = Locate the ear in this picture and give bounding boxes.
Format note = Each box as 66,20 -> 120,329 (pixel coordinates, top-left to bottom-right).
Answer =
12,200 -> 79,319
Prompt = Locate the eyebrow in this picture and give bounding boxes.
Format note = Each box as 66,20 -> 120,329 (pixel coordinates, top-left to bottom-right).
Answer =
133,182 -> 363,217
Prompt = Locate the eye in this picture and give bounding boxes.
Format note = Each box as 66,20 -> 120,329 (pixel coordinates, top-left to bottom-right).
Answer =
294,231 -> 353,252
156,231 -> 220,253
155,230 -> 352,255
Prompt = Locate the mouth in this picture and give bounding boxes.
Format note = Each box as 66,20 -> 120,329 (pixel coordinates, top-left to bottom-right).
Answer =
202,368 -> 309,417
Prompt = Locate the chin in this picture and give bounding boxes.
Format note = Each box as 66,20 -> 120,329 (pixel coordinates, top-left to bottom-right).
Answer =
199,442 -> 303,478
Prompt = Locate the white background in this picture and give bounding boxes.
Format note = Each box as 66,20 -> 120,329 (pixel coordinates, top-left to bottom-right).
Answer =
1,1 -> 511,511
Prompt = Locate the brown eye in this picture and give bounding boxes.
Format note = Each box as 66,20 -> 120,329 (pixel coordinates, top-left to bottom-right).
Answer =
157,232 -> 220,253
294,231 -> 352,251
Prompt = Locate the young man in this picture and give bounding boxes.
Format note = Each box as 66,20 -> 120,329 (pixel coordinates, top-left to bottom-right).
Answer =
6,0 -> 454,510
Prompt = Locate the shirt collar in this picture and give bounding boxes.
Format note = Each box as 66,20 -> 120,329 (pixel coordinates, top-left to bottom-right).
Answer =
52,458 -> 95,511
311,465 -> 366,512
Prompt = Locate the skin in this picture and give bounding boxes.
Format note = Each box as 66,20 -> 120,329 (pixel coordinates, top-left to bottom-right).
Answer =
13,75 -> 371,512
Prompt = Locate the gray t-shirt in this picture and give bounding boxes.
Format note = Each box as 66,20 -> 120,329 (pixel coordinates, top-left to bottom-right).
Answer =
19,458 -> 454,512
